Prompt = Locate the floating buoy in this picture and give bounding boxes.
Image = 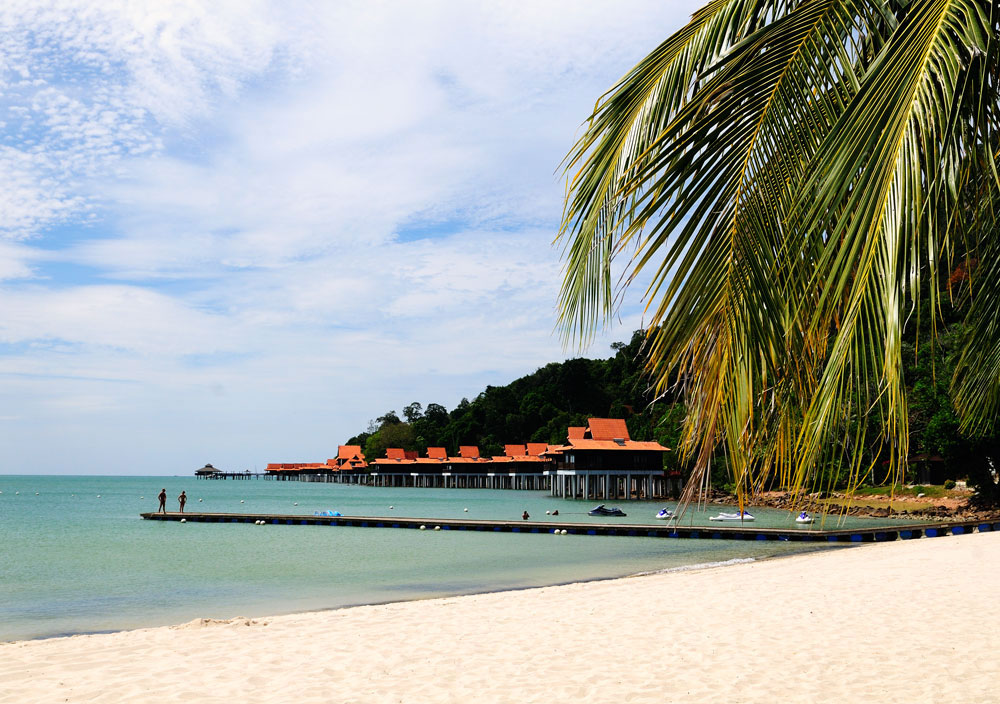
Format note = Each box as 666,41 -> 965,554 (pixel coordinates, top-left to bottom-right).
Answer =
15,491 -> 19,495
420,525 -> 426,530
140,496 -> 144,499
199,498 -> 203,502
463,508 -> 469,512
545,510 -> 551,515
240,500 -> 245,504
560,529 -> 568,535
180,519 -> 187,523
434,526 -> 441,531
35,492 -> 39,495
389,506 -> 394,510
96,495 -> 101,498
293,502 -> 298,506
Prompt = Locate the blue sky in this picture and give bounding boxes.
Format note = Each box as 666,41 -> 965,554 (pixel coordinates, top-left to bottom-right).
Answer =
0,0 -> 700,474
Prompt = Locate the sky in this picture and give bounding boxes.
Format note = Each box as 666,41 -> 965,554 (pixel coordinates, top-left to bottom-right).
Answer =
0,0 -> 701,475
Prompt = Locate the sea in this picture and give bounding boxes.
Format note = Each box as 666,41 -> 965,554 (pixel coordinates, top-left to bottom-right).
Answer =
0,475 -> 892,642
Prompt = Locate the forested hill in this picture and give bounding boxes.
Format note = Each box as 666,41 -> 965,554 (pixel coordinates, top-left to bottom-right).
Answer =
346,330 -> 683,465
347,306 -> 998,499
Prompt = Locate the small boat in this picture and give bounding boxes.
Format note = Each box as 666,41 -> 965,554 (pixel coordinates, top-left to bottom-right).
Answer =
795,511 -> 814,524
655,508 -> 676,520
709,511 -> 755,522
588,504 -> 627,517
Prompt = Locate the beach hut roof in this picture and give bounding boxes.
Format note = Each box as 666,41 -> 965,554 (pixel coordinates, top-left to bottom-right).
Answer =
586,418 -> 631,441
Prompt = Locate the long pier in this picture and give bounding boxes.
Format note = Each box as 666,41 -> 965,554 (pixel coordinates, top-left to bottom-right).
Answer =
140,512 -> 1000,542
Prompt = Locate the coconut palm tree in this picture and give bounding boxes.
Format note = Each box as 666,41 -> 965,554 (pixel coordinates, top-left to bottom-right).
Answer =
559,0 -> 998,507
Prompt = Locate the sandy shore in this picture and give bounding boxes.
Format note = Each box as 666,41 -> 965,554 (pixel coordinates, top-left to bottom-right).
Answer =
3,532 -> 999,704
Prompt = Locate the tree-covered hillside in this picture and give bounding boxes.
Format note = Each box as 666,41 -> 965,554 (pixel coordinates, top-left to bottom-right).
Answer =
347,330 -> 684,469
347,317 -> 999,502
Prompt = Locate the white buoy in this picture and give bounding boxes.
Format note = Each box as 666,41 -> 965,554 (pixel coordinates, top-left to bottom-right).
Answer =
140,496 -> 144,499
180,519 -> 187,523
545,510 -> 551,515
293,502 -> 298,506
389,506 -> 394,510
560,529 -> 568,535
35,492 -> 39,495
240,500 -> 245,504
199,498 -> 203,502
464,508 -> 469,512
434,525 -> 441,531
420,525 -> 426,530
96,495 -> 101,498
15,491 -> 20,495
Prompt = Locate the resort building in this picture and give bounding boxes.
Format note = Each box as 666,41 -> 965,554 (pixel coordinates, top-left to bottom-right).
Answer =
263,417 -> 673,498
546,418 -> 670,500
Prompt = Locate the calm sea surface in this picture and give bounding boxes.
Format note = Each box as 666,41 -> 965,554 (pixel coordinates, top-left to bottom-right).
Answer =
0,475 -> 890,642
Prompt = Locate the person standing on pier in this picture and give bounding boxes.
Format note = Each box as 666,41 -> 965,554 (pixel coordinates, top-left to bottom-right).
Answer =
158,488 -> 167,513
178,490 -> 187,513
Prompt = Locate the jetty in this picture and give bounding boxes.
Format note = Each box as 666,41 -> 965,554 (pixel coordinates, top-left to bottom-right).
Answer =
140,511 -> 1000,543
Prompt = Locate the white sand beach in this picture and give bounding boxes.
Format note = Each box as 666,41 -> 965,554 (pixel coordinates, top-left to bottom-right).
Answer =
3,531 -> 999,704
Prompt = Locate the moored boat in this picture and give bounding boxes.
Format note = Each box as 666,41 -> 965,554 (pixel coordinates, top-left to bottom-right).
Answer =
588,504 -> 627,517
709,511 -> 755,522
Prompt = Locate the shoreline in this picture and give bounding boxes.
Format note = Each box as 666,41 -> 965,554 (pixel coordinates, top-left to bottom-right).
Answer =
5,532 -> 998,703
5,545 -> 834,645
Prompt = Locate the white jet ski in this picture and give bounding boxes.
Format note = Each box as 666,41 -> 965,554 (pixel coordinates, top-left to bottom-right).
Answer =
795,511 -> 814,524
655,508 -> 676,520
709,511 -> 755,522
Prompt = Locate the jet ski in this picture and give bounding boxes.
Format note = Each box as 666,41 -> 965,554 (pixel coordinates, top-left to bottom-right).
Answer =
588,504 -> 627,517
795,511 -> 814,524
709,511 -> 755,521
655,508 -> 676,520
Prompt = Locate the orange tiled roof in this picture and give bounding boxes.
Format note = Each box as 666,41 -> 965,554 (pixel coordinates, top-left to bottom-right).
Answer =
459,445 -> 480,459
338,445 -> 365,460
385,448 -> 406,460
525,443 -> 548,456
587,418 -> 630,441
504,444 -> 526,457
426,447 -> 447,459
567,438 -> 668,451
568,426 -> 586,440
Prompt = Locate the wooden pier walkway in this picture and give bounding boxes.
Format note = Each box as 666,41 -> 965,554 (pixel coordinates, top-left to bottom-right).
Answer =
140,512 -> 1000,542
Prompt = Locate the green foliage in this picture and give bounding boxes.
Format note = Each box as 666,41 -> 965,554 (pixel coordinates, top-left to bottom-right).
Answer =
558,0 -> 1000,507
944,479 -> 957,490
345,331 -> 686,468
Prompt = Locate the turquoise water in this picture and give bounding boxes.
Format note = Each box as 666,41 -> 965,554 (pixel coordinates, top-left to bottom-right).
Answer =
1,475 -> 887,642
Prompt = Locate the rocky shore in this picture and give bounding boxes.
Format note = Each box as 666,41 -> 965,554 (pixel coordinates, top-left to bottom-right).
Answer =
704,489 -> 1000,522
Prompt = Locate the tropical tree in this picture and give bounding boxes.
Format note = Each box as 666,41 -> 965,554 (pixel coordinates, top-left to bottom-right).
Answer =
559,0 -> 999,508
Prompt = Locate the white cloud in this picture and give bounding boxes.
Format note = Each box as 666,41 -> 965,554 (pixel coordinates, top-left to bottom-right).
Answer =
0,0 -> 703,473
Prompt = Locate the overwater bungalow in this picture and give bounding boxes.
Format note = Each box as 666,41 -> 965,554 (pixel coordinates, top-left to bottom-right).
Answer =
195,463 -> 221,477
545,418 -> 670,500
262,417 -> 672,497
